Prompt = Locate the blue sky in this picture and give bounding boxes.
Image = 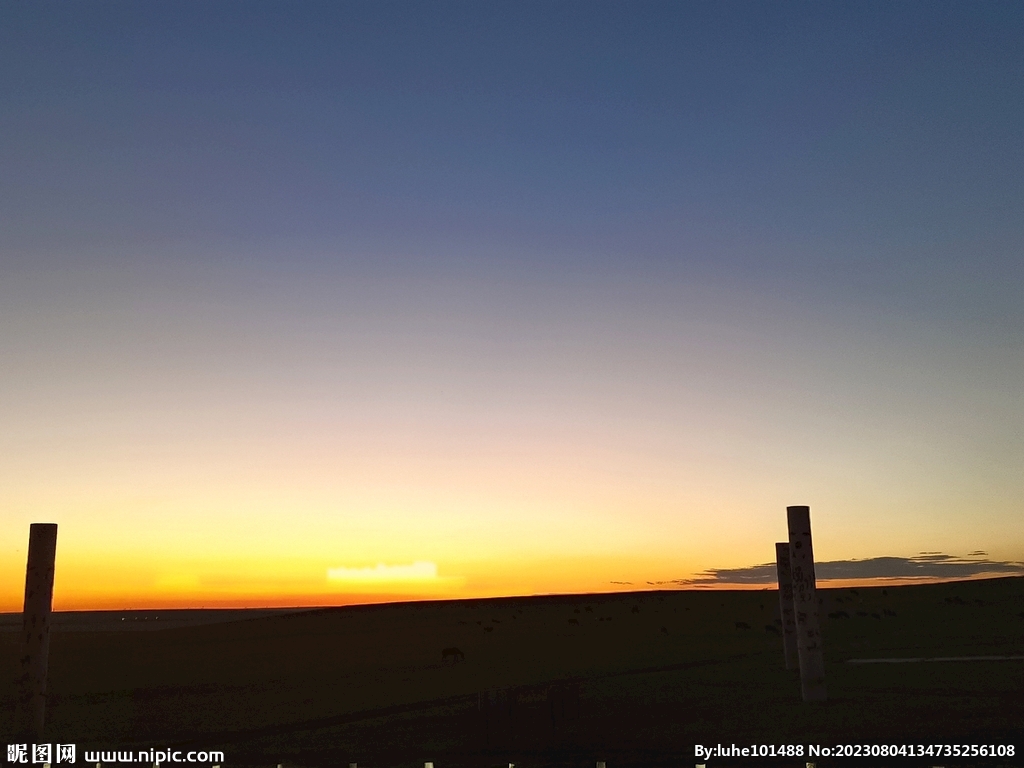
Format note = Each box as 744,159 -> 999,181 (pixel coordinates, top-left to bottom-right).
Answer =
1,1 -> 1022,607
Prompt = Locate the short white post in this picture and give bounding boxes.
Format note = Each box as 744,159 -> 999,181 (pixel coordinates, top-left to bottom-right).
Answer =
787,505 -> 826,701
775,541 -> 799,670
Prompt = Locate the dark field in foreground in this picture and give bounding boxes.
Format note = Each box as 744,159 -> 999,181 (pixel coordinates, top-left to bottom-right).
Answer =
2,577 -> 1023,767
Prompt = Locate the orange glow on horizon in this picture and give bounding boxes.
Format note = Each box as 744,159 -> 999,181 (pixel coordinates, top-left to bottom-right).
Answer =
3,575 -> 1013,613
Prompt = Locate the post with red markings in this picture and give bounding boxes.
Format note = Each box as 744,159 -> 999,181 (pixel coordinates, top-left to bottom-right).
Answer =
786,506 -> 826,701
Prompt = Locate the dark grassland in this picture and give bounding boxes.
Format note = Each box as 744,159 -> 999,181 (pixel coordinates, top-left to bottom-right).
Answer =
2,577 -> 1023,767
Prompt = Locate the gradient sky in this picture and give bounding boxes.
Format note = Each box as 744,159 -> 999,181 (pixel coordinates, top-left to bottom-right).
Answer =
2,1 -> 1022,609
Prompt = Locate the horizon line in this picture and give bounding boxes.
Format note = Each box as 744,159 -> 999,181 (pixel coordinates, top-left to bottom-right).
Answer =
3,573 -> 1019,614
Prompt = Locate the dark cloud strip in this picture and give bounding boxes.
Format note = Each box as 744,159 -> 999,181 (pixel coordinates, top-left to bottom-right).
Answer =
672,554 -> 1024,586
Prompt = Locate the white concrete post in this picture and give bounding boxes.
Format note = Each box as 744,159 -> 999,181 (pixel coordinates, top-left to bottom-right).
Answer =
787,506 -> 826,701
775,541 -> 799,670
16,523 -> 58,740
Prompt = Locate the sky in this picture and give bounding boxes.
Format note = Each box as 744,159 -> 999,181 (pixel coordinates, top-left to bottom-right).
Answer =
1,1 -> 1022,610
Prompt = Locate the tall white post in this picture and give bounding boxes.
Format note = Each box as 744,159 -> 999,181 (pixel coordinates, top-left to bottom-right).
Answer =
786,506 -> 826,701
774,542 -> 798,670
16,523 -> 59,739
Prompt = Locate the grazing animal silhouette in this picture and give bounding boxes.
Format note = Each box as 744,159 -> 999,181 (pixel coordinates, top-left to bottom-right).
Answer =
568,618 -> 579,625
441,647 -> 464,664
734,621 -> 751,630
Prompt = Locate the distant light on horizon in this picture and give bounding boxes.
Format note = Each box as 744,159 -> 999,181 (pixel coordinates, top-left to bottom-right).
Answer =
327,561 -> 439,584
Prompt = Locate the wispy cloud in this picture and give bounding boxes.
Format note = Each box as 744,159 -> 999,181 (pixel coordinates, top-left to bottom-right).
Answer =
673,553 -> 1024,586
327,561 -> 439,584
